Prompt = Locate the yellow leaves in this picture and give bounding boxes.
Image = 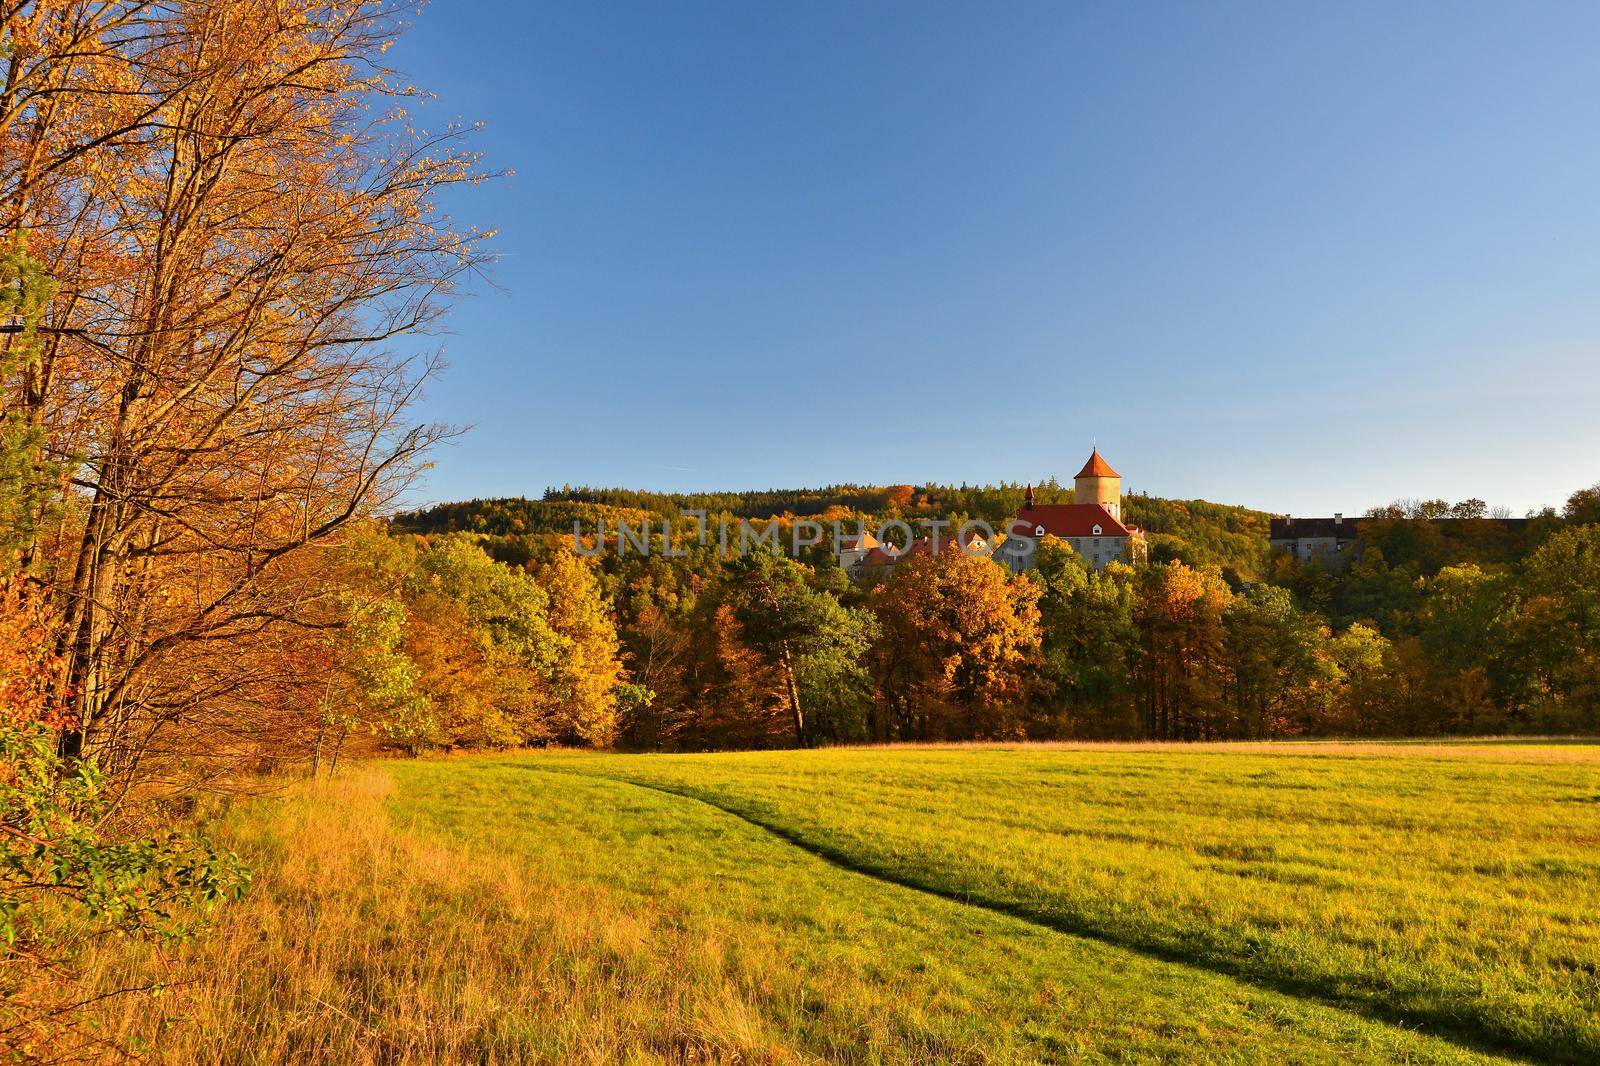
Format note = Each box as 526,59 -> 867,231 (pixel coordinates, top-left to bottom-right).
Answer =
2,0 -> 491,776
874,551 -> 1042,726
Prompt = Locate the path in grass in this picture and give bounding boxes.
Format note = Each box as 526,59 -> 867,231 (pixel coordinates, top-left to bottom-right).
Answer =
525,743 -> 1600,1064
395,758 -> 1508,1064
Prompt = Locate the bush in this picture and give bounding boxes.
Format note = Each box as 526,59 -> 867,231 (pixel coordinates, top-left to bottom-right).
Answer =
0,583 -> 249,1059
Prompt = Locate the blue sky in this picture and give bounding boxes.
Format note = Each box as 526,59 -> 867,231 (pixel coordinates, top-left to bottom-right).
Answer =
390,1 -> 1600,516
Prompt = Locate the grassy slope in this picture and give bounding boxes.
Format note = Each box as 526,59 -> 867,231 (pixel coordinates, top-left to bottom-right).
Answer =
81,748 -> 1531,1065
542,742 -> 1600,1064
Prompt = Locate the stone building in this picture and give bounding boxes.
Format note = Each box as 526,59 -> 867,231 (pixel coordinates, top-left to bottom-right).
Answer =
1268,515 -> 1360,563
1269,513 -> 1531,567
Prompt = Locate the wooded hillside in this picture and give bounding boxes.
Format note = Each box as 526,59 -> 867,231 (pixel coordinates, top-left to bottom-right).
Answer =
396,485 -> 1276,577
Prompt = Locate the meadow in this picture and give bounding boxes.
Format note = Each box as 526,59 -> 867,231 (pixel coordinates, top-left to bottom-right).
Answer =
82,742 -> 1600,1064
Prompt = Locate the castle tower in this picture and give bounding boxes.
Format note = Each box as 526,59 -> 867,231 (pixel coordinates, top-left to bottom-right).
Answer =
1074,448 -> 1121,520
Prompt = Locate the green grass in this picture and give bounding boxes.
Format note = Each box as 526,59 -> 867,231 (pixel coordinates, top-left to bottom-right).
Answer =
533,741 -> 1600,1063
85,741 -> 1600,1063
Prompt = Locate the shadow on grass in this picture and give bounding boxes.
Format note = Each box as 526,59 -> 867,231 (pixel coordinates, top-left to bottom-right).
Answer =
520,764 -> 1564,1066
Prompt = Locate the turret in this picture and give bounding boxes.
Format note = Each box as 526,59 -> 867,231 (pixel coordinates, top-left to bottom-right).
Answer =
1074,448 -> 1121,520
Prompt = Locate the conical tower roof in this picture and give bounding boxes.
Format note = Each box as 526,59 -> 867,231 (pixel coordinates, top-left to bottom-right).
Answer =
1075,448 -> 1120,479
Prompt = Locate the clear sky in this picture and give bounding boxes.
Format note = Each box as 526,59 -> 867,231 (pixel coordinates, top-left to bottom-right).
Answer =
389,1 -> 1600,517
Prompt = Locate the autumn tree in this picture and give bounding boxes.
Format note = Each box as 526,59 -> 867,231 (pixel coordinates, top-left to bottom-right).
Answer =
409,536 -> 562,747
1132,561 -> 1230,739
1325,622 -> 1392,734
1511,526 -> 1600,730
1565,483 -> 1600,526
1221,584 -> 1336,738
655,600 -> 787,750
1413,564 -> 1517,732
0,566 -> 244,1055
871,548 -> 1040,741
0,2 -> 491,780
537,542 -> 627,747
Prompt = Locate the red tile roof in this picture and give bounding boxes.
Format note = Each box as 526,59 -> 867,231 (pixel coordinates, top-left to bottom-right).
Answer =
1075,449 -> 1120,479
839,531 -> 880,550
858,544 -> 902,566
901,530 -> 987,558
1010,503 -> 1130,538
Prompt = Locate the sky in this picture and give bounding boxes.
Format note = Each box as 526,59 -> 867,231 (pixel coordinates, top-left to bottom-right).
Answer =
387,1 -> 1600,517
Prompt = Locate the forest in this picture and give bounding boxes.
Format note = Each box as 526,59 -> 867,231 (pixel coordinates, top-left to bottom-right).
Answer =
392,483 -> 1600,749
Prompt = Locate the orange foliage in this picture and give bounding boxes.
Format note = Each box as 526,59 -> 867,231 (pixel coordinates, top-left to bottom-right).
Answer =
2,2 -> 490,777
0,581 -> 67,734
871,550 -> 1041,740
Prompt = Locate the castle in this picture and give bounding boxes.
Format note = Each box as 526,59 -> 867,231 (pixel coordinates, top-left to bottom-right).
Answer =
836,447 -> 1145,575
993,448 -> 1146,572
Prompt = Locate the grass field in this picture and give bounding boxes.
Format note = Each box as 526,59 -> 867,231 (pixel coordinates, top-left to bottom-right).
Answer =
83,742 -> 1600,1064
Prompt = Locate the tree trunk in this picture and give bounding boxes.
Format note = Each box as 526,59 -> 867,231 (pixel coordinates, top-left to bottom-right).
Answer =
780,642 -> 805,746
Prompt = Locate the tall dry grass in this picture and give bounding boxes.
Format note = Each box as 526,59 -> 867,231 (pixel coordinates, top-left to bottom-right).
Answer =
76,769 -> 797,1065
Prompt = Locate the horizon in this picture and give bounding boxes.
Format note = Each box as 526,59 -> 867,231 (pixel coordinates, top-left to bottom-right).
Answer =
391,2 -> 1600,517
399,459 -> 1568,521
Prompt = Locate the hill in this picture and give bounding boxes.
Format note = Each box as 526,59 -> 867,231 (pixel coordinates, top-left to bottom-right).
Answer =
394,484 -> 1275,576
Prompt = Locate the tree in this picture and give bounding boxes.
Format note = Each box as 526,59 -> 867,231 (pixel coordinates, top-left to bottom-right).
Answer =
0,3 -> 494,1048
339,591 -> 430,758
409,536 -> 562,748
1326,622 -> 1392,734
616,600 -> 694,749
0,247 -> 57,566
791,590 -> 877,745
871,549 -> 1041,741
4,2 -> 489,780
1326,545 -> 1420,631
1565,483 -> 1600,526
1512,527 -> 1600,729
1030,539 -> 1138,737
1414,564 -> 1516,732
0,579 -> 246,1056
665,600 -> 789,751
722,549 -> 869,746
1132,562 -> 1230,739
1221,585 -> 1336,738
537,543 -> 626,747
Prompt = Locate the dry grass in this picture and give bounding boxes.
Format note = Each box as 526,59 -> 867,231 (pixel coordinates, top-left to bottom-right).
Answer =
78,770 -> 797,1064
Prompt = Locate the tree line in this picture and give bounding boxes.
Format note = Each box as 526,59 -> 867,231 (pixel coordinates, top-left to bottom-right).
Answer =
367,482 -> 1600,752
398,483 -> 1275,576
